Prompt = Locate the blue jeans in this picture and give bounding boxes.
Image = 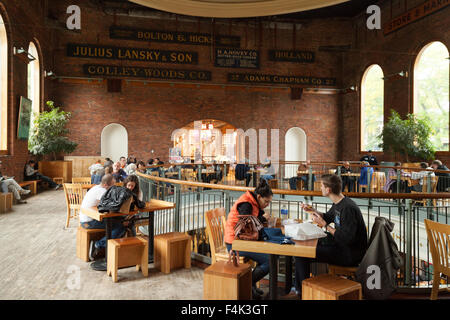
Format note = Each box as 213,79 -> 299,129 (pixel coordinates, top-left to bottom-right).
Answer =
226,243 -> 270,275
261,175 -> 274,183
81,219 -> 126,249
0,182 -> 8,193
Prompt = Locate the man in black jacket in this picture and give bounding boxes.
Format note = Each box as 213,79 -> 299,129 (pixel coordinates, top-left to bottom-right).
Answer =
293,174 -> 368,297
431,160 -> 450,192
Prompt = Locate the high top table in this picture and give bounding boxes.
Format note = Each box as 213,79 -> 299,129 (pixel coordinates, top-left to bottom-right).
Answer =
232,238 -> 317,300
81,199 -> 175,271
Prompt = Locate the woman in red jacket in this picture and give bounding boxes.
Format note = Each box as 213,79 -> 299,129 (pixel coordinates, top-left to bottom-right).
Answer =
225,179 -> 273,298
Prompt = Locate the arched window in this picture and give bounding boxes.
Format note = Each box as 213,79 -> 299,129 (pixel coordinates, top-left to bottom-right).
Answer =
27,42 -> 40,132
0,14 -> 8,151
414,42 -> 449,151
361,64 -> 384,152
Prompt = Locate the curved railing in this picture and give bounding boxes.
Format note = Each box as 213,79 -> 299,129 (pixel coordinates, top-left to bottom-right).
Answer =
136,170 -> 450,291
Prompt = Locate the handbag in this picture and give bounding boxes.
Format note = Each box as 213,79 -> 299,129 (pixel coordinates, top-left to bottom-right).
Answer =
234,215 -> 264,241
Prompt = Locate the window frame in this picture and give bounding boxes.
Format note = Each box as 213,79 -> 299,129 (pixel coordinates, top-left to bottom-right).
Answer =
360,64 -> 385,154
0,12 -> 8,154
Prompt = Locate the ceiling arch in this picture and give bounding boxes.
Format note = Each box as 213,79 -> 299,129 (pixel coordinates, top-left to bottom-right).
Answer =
129,0 -> 350,18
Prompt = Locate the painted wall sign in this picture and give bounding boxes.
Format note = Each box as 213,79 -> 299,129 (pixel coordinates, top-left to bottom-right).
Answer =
268,50 -> 315,63
384,0 -> 449,35
110,27 -> 241,48
227,73 -> 336,86
67,43 -> 198,64
83,64 -> 211,81
215,48 -> 259,69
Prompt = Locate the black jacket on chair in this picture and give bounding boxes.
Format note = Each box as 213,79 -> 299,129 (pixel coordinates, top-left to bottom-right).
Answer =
97,186 -> 133,213
355,217 -> 403,300
235,164 -> 250,180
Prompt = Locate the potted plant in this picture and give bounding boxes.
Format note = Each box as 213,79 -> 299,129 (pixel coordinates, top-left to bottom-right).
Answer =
378,110 -> 435,162
28,101 -> 78,182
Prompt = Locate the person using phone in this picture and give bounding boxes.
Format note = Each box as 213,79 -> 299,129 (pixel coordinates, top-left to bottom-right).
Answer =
293,174 -> 368,298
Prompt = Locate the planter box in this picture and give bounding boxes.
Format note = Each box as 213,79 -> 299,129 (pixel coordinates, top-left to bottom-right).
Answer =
39,160 -> 72,183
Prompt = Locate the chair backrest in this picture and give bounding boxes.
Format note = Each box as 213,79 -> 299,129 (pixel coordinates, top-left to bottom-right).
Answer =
371,171 -> 386,192
205,208 -> 227,263
421,176 -> 438,193
72,177 -> 91,184
63,183 -> 84,210
424,219 -> 450,277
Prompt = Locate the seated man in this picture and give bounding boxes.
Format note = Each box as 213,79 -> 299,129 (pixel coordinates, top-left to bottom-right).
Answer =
24,160 -> 62,190
431,160 -> 450,192
88,159 -> 105,184
289,161 -> 316,191
235,162 -> 251,186
336,161 -> 355,192
112,161 -> 127,183
407,162 -> 435,193
260,162 -> 276,182
79,174 -> 127,261
0,160 -> 30,204
294,174 -> 368,298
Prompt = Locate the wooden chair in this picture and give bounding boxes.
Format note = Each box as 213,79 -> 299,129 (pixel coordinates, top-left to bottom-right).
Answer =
424,219 -> 450,300
302,274 -> 362,300
72,177 -> 92,184
63,183 -> 84,228
370,171 -> 386,193
205,208 -> 245,264
412,176 -> 438,207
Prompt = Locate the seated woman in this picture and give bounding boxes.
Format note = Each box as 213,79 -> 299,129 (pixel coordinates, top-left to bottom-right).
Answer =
0,160 -> 30,204
260,162 -> 276,182
384,162 -> 406,193
122,175 -> 144,236
112,162 -> 127,183
224,179 -> 273,299
24,160 -> 61,190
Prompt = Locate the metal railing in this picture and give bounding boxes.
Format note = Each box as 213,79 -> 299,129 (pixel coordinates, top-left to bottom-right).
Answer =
136,170 -> 450,290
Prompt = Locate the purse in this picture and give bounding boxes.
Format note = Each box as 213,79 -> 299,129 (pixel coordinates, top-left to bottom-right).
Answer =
234,215 -> 264,241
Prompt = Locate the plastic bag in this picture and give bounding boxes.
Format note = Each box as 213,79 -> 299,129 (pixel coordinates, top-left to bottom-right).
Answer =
284,222 -> 327,241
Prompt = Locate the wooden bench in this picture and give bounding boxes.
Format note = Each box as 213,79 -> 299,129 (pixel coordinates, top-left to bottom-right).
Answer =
18,180 -> 40,195
302,274 -> 362,300
0,192 -> 13,213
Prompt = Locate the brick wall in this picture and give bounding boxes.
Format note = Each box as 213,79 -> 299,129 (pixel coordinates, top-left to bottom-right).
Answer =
341,0 -> 450,165
0,0 -> 54,180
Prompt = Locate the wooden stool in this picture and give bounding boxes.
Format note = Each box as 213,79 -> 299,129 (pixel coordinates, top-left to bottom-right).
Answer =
53,177 -> 64,184
0,192 -> 13,213
76,226 -> 105,262
107,237 -> 148,283
18,180 -> 39,195
302,274 -> 362,300
203,261 -> 252,300
154,232 -> 191,274
328,265 -> 358,278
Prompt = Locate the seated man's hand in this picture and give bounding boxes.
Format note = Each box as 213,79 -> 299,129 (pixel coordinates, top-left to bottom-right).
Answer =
311,212 -> 326,228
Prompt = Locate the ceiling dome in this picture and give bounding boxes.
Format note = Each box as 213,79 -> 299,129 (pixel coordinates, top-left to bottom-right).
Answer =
129,0 -> 350,18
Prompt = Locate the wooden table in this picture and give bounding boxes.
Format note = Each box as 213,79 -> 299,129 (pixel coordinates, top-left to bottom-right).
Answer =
232,238 -> 317,300
81,199 -> 175,271
389,175 -> 419,186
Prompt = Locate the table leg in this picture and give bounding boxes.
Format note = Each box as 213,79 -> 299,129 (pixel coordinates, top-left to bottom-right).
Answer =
148,212 -> 154,263
252,172 -> 257,187
269,254 -> 279,300
90,218 -> 111,271
285,256 -> 292,294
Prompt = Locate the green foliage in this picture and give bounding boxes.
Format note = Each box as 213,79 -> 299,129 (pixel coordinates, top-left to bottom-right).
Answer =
378,110 -> 435,162
28,101 -> 77,160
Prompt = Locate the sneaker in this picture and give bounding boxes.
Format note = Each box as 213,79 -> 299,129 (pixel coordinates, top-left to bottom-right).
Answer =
55,184 -> 62,190
92,247 -> 105,260
17,199 -> 27,204
20,189 -> 31,195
